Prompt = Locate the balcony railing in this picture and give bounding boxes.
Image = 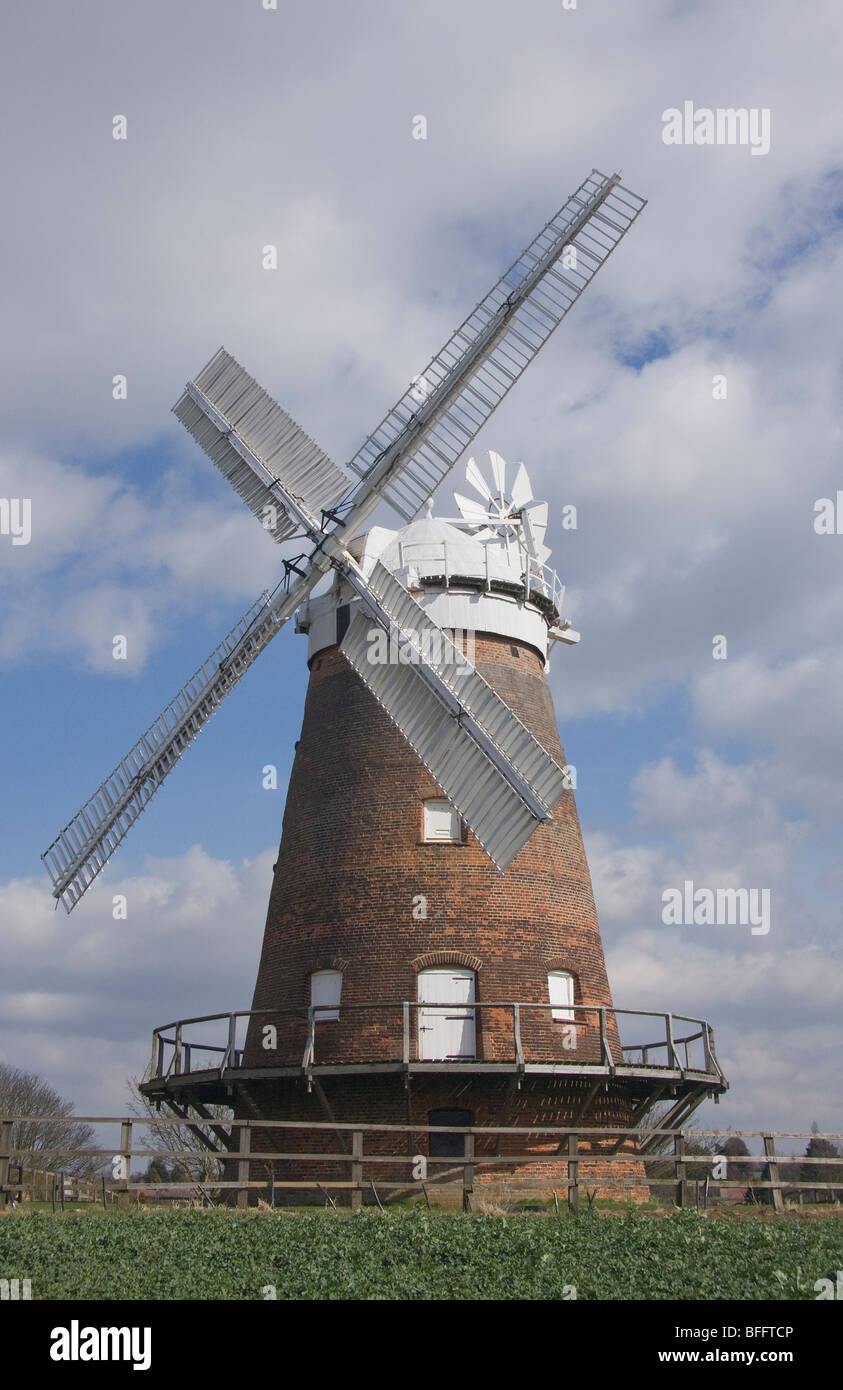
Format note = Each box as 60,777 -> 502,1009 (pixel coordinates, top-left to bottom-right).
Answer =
146,1002 -> 726,1088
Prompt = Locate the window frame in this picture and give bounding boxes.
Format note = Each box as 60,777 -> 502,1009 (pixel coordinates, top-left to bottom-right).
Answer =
421,798 -> 464,844
310,968 -> 343,1022
547,969 -> 576,1023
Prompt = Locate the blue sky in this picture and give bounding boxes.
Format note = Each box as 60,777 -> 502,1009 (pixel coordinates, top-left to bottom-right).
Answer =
1,0 -> 842,1138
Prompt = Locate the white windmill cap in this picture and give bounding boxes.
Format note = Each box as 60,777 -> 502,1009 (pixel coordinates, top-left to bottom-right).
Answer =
348,511 -> 519,586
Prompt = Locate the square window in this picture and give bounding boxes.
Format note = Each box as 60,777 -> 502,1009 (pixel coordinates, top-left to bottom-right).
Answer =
423,799 -> 462,843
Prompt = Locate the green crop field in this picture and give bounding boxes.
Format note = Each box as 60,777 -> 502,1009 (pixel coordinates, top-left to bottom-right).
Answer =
1,1207 -> 841,1300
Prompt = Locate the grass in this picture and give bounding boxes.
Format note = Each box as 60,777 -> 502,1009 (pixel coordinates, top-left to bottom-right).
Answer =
1,1206 -> 841,1300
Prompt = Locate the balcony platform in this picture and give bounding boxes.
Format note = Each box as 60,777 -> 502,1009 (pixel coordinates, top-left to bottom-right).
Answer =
139,1001 -> 728,1136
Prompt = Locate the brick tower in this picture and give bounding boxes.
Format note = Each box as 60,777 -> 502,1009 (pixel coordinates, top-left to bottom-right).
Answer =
216,469 -> 726,1200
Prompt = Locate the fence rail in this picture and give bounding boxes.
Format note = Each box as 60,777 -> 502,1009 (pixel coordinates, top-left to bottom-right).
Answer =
2,1117 -> 840,1213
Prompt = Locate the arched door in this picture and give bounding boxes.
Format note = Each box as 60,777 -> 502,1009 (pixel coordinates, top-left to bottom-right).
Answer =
417,968 -> 476,1060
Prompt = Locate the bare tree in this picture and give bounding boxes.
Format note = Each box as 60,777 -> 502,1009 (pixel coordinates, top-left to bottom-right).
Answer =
127,1076 -> 231,1184
0,1064 -> 99,1177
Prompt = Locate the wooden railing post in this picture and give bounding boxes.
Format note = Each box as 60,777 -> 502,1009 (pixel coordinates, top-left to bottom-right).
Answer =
351,1130 -> 363,1211
302,1007 -> 315,1078
567,1134 -> 579,1214
674,1132 -> 689,1207
237,1123 -> 251,1210
599,1009 -> 614,1068
513,1004 -> 524,1070
763,1135 -> 784,1212
665,1014 -> 680,1071
462,1132 -> 475,1212
0,1119 -> 12,1208
225,1012 -> 237,1072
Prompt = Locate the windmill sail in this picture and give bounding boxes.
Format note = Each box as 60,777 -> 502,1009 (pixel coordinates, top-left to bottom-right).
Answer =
44,166 -> 646,910
344,170 -> 646,523
340,562 -> 569,869
174,349 -> 352,541
42,591 -> 288,911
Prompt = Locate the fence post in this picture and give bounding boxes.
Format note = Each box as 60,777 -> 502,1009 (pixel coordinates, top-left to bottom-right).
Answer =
0,1119 -> 12,1209
351,1130 -> 363,1211
674,1133 -> 689,1208
462,1132 -> 475,1211
763,1135 -> 784,1212
237,1123 -> 251,1210
115,1120 -> 132,1207
567,1134 -> 579,1214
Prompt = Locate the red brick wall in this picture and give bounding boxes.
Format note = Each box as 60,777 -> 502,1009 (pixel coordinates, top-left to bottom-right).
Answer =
245,632 -> 616,1067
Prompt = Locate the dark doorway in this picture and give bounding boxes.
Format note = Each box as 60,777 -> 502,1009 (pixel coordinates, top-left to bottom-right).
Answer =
428,1108 -> 472,1157
336,604 -> 350,643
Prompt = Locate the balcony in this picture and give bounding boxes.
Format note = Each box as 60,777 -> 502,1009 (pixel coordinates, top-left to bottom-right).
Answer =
141,1001 -> 728,1113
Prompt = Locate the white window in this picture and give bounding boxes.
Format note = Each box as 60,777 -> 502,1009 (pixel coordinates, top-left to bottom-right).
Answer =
423,799 -> 462,843
311,969 -> 342,1021
548,970 -> 575,1022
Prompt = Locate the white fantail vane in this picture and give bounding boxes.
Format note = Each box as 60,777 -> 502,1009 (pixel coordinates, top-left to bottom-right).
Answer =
454,451 -> 551,567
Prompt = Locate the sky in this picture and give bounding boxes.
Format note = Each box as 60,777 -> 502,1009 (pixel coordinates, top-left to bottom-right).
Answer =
0,0 -> 841,1145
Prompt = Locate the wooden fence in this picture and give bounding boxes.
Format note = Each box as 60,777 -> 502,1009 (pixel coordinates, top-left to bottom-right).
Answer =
0,1164 -> 114,1208
1,1116 -> 841,1213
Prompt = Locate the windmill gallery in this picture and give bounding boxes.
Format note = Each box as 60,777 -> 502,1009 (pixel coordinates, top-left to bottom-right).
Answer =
42,170 -> 727,1202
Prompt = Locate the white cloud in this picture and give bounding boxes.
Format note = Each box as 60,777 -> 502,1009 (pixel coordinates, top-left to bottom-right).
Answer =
694,654 -> 843,816
0,451 -> 283,670
586,748 -> 842,1129
0,847 -> 274,1114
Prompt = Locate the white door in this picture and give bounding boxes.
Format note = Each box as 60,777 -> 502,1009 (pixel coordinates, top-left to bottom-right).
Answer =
417,968 -> 476,1060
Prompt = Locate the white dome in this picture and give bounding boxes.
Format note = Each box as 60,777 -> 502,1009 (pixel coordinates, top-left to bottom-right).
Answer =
358,515 -> 522,586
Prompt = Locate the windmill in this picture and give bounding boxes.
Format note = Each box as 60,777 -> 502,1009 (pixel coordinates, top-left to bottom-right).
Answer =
41,169 -> 648,912
41,166 -> 728,1200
